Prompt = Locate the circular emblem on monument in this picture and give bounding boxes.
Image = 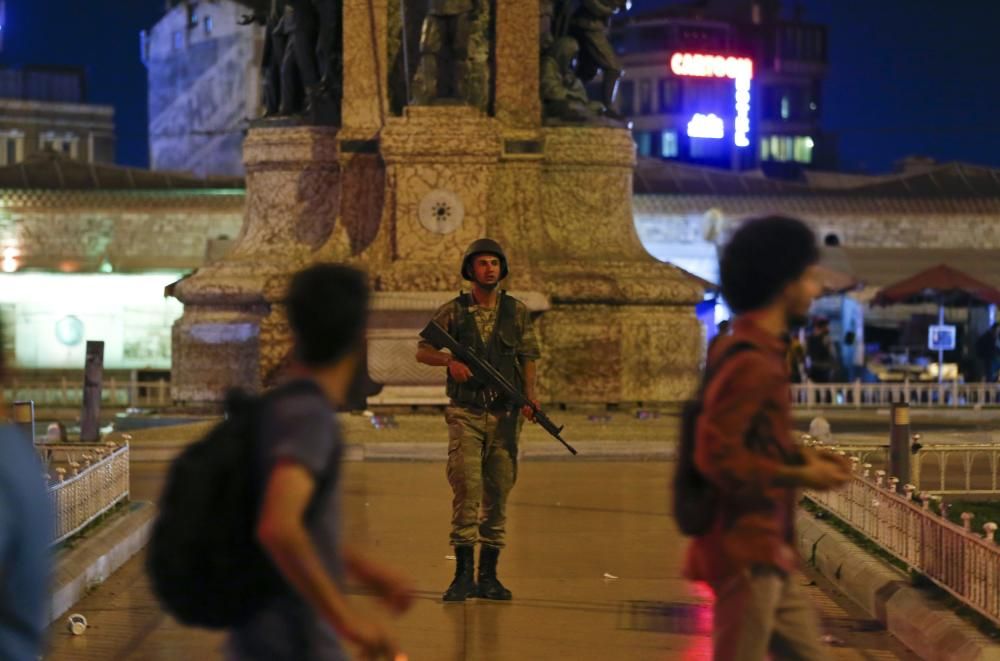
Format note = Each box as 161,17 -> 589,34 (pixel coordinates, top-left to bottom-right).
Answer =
418,189 -> 464,235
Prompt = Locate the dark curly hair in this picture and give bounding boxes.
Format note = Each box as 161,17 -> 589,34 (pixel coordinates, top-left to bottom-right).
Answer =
720,216 -> 819,314
285,264 -> 369,367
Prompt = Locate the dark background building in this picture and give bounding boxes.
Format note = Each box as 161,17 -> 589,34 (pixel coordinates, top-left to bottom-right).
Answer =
613,0 -> 833,171
0,66 -> 115,166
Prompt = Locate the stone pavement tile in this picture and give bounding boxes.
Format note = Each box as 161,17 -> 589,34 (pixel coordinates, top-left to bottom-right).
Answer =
48,462 -> 915,660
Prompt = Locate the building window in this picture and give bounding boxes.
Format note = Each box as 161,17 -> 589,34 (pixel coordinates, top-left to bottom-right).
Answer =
0,131 -> 23,166
39,131 -> 79,159
760,135 -> 813,163
658,79 -> 680,113
763,85 -> 809,121
639,79 -> 653,115
172,30 -> 184,50
204,16 -> 214,35
635,132 -> 653,157
618,80 -> 635,116
661,131 -> 678,158
794,136 -> 814,163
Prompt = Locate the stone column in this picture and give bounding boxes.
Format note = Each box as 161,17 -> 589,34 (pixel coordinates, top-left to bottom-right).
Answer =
341,0 -> 389,136
494,0 -> 541,128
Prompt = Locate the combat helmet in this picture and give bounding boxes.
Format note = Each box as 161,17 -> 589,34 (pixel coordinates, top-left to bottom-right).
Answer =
461,238 -> 509,281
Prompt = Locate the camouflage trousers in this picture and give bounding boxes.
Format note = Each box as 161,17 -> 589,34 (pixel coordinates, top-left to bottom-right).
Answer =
445,405 -> 523,548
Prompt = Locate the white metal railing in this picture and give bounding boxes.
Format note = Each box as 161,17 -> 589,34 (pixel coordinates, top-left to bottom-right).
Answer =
804,456 -> 1000,626
2,379 -> 170,408
46,442 -> 130,545
811,441 -> 1000,496
791,381 -> 1000,408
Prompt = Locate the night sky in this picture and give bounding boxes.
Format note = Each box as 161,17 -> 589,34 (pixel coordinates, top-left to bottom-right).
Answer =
1,0 -> 997,173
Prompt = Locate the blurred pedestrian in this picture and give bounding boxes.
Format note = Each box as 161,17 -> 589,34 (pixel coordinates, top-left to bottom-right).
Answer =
228,264 -> 413,661
684,216 -> 851,660
806,318 -> 836,383
841,331 -> 857,382
785,331 -> 806,383
0,320 -> 53,661
975,323 -> 1000,382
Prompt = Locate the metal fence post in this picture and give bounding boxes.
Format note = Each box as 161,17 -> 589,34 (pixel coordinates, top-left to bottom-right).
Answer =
890,402 -> 911,490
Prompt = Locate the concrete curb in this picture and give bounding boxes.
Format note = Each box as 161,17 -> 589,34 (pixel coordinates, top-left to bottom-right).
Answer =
796,510 -> 1000,660
133,440 -> 676,463
50,500 -> 155,624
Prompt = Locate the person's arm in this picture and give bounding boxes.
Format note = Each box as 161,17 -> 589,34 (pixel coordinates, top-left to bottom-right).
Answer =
342,544 -> 413,613
257,460 -> 397,658
415,304 -> 473,382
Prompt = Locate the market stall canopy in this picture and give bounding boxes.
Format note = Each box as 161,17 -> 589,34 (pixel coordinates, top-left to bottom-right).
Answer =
872,264 -> 1000,307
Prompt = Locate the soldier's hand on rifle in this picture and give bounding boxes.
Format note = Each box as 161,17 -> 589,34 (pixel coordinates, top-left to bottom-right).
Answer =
521,399 -> 540,422
447,358 -> 474,383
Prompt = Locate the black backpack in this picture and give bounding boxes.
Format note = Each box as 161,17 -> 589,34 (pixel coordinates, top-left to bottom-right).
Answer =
673,342 -> 755,537
147,384 -> 316,628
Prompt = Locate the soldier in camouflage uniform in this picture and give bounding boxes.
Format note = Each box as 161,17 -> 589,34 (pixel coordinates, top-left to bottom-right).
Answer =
412,0 -> 476,104
416,239 -> 541,602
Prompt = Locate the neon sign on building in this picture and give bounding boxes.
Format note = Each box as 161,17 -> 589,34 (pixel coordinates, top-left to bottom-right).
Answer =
670,52 -> 754,148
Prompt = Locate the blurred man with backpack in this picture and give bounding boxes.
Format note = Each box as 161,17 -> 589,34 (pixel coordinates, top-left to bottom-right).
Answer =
150,264 -> 412,660
231,264 -> 412,660
681,217 -> 851,660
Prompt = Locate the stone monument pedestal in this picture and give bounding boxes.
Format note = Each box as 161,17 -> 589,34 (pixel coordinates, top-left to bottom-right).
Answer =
170,0 -> 703,408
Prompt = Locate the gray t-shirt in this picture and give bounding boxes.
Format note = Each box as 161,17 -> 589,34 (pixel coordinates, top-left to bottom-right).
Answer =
227,380 -> 347,661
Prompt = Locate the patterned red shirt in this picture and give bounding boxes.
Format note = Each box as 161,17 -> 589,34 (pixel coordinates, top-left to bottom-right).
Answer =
684,316 -> 803,584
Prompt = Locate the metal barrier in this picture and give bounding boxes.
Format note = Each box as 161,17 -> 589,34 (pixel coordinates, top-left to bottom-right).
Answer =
805,456 -> 1000,626
813,442 -> 1000,497
2,379 -> 170,409
791,381 -> 1000,408
46,442 -> 130,545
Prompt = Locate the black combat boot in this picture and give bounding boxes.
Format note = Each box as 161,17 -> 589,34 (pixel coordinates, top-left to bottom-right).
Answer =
443,545 -> 477,602
476,545 -> 512,601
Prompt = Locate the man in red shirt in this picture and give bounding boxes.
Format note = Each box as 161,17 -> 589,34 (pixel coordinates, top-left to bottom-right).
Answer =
686,216 -> 852,660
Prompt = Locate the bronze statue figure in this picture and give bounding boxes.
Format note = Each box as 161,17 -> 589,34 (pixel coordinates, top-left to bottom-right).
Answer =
240,0 -> 342,124
411,0 -> 478,105
540,37 -> 606,124
540,0 -> 626,124
567,0 -> 626,119
312,0 -> 342,103
278,0 -> 321,116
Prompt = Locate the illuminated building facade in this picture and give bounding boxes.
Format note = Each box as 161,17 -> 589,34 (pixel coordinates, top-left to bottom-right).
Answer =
143,1 -> 264,177
0,154 -> 243,374
611,0 -> 829,170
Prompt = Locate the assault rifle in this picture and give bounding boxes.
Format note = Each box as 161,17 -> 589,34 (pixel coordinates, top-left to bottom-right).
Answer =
420,320 -> 577,455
